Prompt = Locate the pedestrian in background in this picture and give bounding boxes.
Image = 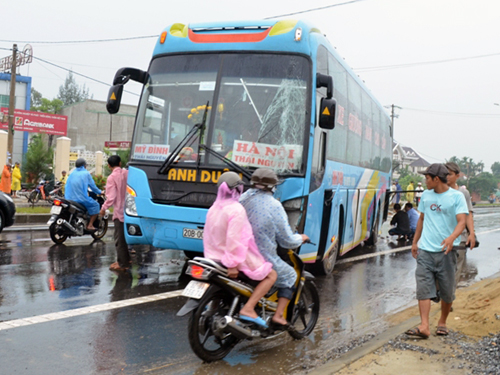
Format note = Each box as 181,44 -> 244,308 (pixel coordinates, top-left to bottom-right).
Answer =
60,170 -> 68,194
389,203 -> 411,239
404,202 -> 419,237
0,164 -> 12,194
100,155 -> 130,272
406,163 -> 468,339
445,162 -> 475,291
11,162 -> 21,198
407,181 -> 415,205
395,180 -> 402,204
415,182 -> 424,205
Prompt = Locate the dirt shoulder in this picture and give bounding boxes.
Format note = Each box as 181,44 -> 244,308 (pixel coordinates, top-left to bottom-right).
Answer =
311,273 -> 500,375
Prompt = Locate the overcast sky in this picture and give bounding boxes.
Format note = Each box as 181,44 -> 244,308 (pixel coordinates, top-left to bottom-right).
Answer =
2,0 -> 499,171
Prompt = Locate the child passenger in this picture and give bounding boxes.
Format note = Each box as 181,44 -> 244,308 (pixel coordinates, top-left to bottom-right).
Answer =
203,171 -> 277,329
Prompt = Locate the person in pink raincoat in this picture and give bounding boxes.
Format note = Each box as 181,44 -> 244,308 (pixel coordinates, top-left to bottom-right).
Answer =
204,171 -> 277,329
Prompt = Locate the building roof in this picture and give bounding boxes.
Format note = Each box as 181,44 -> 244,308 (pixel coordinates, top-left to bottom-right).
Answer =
409,157 -> 431,168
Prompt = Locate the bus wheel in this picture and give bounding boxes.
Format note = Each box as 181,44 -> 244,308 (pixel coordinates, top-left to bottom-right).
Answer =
310,240 -> 339,276
366,208 -> 380,246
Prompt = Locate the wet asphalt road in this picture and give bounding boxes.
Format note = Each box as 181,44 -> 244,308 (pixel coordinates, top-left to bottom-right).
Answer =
0,207 -> 499,374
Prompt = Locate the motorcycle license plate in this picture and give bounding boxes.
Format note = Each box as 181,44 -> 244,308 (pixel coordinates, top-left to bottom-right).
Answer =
182,281 -> 209,299
50,206 -> 62,215
183,228 -> 203,239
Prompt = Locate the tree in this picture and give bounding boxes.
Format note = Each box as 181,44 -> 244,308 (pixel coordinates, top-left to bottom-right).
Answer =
32,97 -> 64,114
467,172 -> 498,200
491,162 -> 500,177
22,134 -> 53,183
57,71 -> 91,106
31,88 -> 43,108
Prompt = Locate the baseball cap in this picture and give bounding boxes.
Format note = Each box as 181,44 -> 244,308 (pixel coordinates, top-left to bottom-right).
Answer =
444,162 -> 460,174
418,163 -> 449,179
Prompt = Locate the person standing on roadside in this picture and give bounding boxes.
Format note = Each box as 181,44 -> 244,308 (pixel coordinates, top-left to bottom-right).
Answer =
415,182 -> 424,205
11,162 -> 21,198
100,155 -> 130,272
405,163 -> 468,339
395,180 -> 402,204
0,164 -> 12,194
60,170 -> 68,194
407,181 -> 415,205
445,162 -> 475,290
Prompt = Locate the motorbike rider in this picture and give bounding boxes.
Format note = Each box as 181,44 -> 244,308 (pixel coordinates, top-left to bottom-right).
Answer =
64,158 -> 102,231
240,168 -> 309,328
204,171 -> 277,329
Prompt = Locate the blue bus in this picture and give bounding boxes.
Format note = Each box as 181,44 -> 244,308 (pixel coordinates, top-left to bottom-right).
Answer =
107,19 -> 392,275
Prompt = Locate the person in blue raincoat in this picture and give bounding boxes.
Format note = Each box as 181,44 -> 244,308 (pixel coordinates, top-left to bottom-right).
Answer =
65,158 -> 102,231
240,168 -> 309,329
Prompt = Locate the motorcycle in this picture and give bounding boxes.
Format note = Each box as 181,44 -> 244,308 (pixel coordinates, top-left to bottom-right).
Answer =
28,179 -> 63,205
177,248 -> 320,362
47,191 -> 109,244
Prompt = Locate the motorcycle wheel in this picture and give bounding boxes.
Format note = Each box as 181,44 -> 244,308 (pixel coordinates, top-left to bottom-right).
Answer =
49,223 -> 68,244
188,290 -> 239,362
29,191 -> 40,204
288,280 -> 320,339
91,218 -> 108,240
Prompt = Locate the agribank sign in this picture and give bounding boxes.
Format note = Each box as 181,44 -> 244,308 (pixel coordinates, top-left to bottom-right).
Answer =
0,108 -> 67,136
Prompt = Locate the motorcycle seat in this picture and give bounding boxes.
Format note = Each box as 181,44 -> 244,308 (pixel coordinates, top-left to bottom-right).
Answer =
192,257 -> 278,298
67,200 -> 88,213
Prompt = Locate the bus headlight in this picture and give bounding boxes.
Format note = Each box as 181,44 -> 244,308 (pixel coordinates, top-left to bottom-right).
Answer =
125,186 -> 138,217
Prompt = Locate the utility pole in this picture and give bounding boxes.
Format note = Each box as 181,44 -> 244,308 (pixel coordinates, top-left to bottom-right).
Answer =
389,104 -> 402,137
7,44 -> 17,164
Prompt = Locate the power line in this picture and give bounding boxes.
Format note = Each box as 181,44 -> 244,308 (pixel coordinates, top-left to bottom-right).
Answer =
355,52 -> 500,72
0,35 -> 157,45
265,0 -> 368,19
32,56 -> 140,96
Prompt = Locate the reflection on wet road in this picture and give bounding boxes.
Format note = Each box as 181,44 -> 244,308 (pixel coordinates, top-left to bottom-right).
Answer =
0,207 -> 499,374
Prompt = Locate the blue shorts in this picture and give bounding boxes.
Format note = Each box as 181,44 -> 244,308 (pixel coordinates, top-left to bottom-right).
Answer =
79,198 -> 100,216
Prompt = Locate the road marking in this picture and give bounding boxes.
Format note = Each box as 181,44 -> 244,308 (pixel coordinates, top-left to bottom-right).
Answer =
337,228 -> 499,265
0,290 -> 183,331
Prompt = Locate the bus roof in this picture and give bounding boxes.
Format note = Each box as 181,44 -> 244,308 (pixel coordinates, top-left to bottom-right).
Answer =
152,19 -> 321,56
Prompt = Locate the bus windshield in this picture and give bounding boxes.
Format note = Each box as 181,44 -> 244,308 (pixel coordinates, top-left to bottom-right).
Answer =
132,53 -> 310,175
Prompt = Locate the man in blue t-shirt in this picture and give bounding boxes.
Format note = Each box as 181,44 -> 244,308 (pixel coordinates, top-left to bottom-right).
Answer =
405,163 -> 468,339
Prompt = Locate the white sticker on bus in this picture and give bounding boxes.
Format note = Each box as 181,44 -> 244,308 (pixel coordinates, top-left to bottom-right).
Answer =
199,81 -> 216,91
133,144 -> 170,161
231,140 -> 302,170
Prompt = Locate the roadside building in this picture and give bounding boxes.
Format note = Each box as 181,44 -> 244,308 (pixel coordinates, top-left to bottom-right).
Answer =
61,99 -> 136,152
0,73 -> 32,164
392,141 -> 430,178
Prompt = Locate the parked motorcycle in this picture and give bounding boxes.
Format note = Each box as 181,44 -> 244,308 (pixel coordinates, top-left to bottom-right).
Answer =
28,180 -> 63,204
47,191 -> 109,244
177,248 -> 320,362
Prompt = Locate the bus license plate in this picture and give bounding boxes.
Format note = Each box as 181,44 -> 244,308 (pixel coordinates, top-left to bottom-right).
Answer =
182,280 -> 209,299
50,206 -> 62,215
183,228 -> 204,239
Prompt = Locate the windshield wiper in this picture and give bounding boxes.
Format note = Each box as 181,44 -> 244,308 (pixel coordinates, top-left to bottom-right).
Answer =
158,102 -> 209,175
200,144 -> 252,180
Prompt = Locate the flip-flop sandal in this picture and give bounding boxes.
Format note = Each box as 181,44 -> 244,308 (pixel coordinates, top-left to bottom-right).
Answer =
271,321 -> 291,331
436,326 -> 449,336
239,314 -> 268,329
405,327 -> 429,339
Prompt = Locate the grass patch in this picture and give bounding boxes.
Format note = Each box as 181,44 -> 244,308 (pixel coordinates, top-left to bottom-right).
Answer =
16,206 -> 52,214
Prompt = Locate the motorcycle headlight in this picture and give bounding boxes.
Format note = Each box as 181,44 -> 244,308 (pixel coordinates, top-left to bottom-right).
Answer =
125,186 -> 138,217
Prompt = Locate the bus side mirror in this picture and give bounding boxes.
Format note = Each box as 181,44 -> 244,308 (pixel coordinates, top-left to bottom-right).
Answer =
316,73 -> 333,99
106,84 -> 123,114
319,97 -> 336,129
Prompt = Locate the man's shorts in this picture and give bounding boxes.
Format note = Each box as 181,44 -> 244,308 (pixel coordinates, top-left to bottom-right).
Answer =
415,248 -> 458,303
